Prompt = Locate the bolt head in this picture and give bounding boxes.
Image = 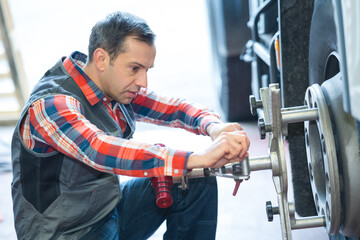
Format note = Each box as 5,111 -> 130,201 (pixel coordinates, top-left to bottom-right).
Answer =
258,118 -> 266,139
249,95 -> 258,116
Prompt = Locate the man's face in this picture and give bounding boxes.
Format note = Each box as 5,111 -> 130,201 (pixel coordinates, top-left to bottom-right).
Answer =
100,37 -> 156,104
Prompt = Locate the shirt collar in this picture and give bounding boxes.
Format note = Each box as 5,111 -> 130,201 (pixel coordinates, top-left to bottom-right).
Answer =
63,51 -> 104,106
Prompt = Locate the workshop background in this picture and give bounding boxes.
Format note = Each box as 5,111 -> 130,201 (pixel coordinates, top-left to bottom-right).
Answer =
0,0 -> 328,239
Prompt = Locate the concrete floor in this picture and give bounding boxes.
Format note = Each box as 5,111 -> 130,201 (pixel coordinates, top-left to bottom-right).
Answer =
0,0 -> 328,239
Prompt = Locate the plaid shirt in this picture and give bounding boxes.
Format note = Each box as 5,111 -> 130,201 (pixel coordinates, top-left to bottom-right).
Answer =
20,51 -> 221,177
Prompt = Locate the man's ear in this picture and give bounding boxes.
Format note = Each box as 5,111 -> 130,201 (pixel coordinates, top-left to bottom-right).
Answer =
93,48 -> 109,71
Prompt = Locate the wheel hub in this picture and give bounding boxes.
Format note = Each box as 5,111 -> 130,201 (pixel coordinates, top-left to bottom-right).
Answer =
319,75 -> 360,237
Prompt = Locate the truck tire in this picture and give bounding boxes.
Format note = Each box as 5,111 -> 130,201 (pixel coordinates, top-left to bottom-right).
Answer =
309,0 -> 358,239
217,55 -> 253,122
206,0 -> 254,122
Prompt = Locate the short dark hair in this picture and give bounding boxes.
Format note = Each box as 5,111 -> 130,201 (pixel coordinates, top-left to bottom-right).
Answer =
88,11 -> 156,62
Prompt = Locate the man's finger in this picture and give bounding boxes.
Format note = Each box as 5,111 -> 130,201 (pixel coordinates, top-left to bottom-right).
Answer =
232,123 -> 243,131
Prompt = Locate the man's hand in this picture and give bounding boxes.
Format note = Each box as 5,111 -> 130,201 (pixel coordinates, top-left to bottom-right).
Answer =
187,130 -> 250,169
206,122 -> 244,141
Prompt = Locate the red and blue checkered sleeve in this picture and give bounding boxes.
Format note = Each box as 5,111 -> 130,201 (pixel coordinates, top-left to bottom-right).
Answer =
27,95 -> 189,177
132,88 -> 222,135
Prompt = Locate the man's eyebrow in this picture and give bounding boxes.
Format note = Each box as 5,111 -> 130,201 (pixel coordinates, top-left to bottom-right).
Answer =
131,62 -> 154,69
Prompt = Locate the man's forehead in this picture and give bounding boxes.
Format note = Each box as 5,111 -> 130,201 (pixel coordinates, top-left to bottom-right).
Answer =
123,36 -> 155,51
116,47 -> 155,69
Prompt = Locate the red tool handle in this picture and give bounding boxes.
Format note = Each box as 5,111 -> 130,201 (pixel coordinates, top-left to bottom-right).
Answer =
151,176 -> 173,208
151,143 -> 173,208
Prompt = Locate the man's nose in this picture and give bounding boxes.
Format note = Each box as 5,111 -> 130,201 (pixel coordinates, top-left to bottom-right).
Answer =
135,71 -> 148,88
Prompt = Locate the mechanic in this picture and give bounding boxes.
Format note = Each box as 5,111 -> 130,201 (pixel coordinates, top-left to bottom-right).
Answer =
11,11 -> 250,240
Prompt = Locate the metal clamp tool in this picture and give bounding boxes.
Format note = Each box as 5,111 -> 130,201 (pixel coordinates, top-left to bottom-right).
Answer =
180,83 -> 333,239
247,83 -> 335,239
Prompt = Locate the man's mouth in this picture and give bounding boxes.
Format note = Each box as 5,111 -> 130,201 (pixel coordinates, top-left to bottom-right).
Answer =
128,91 -> 138,98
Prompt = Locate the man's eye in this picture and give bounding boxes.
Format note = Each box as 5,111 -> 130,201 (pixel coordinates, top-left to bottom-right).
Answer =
132,66 -> 140,73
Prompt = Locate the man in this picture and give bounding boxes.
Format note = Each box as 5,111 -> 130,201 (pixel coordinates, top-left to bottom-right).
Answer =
11,11 -> 250,239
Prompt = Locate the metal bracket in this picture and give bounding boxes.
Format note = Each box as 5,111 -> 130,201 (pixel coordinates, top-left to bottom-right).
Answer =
248,83 -> 339,239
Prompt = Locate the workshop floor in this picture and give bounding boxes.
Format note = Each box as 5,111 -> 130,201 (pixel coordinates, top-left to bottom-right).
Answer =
0,0 -> 328,239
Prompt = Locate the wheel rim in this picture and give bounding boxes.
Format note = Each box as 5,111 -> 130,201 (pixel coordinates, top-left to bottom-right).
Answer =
304,84 -> 341,235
